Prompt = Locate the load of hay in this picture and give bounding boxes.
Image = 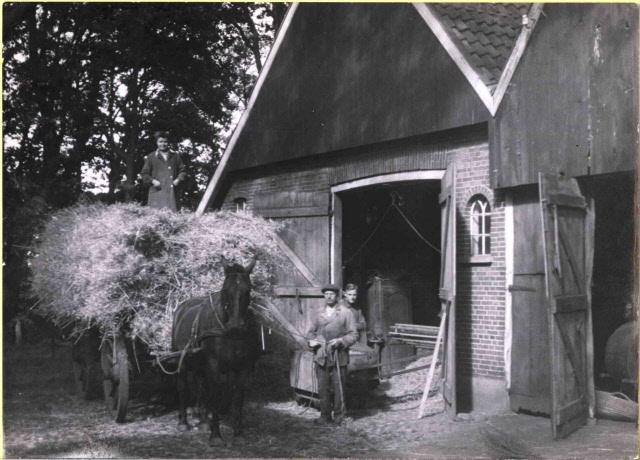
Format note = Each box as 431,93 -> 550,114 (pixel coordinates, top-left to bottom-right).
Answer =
29,202 -> 291,354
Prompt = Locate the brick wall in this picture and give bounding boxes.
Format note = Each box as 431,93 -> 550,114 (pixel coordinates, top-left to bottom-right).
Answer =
221,133 -> 506,381
450,142 -> 506,380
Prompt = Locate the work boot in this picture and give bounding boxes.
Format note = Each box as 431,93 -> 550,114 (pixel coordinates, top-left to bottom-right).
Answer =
313,417 -> 335,426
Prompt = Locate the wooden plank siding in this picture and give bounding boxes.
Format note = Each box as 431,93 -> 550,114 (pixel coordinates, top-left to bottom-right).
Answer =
588,4 -> 639,176
509,185 -> 551,414
490,3 -> 639,188
227,3 -> 490,172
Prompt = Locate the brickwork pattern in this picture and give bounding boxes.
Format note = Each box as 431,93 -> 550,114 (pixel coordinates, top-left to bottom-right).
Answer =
222,136 -> 506,381
449,142 -> 506,379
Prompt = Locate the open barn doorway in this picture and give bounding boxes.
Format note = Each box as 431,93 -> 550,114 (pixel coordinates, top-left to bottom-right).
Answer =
580,172 -> 637,400
333,177 -> 442,371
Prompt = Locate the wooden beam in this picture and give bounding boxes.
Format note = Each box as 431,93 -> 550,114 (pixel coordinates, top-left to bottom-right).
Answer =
330,170 -> 444,194
275,234 -> 322,287
275,286 -> 323,297
417,305 -> 448,419
491,4 -> 544,116
331,193 -> 343,286
265,301 -> 308,349
584,197 -> 596,420
413,3 -> 494,114
253,206 -> 328,219
195,4 -> 300,216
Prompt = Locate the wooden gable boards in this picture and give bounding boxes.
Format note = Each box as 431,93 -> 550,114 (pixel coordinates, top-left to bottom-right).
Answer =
198,3 -> 541,212
415,3 -> 544,116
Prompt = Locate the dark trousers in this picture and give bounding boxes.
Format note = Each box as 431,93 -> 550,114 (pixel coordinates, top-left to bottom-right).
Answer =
315,363 -> 347,420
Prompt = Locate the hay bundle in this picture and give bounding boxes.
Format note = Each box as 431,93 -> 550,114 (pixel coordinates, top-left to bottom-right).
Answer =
479,423 -> 540,459
29,203 -> 290,353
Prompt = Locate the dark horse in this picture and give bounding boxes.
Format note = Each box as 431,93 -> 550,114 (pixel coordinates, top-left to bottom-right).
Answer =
171,256 -> 260,446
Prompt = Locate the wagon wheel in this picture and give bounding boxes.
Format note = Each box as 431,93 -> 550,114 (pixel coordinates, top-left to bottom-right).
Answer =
101,332 -> 130,423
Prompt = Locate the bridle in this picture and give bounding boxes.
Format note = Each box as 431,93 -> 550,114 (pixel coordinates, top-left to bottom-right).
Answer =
197,272 -> 251,341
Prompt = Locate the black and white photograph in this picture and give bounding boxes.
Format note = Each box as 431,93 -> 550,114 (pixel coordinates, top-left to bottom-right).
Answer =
3,2 -> 639,458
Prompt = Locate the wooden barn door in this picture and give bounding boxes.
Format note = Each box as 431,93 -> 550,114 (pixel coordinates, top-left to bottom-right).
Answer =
539,173 -> 595,440
509,186 -> 552,415
253,192 -> 329,343
440,163 -> 457,420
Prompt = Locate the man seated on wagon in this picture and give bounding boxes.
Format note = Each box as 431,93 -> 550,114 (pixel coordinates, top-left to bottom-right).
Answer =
306,284 -> 357,426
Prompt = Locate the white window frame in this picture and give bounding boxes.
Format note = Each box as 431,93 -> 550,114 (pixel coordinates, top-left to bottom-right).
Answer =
470,195 -> 491,257
234,197 -> 247,212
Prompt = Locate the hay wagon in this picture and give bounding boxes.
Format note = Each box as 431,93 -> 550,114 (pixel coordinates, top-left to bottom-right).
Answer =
31,205 -> 289,424
290,343 -> 381,406
70,327 -> 201,423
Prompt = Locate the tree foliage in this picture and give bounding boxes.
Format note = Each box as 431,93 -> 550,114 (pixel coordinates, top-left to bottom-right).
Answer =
3,2 -> 286,206
3,2 -> 287,329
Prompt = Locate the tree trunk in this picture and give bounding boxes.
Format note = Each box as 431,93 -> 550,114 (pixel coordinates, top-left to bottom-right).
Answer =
15,319 -> 23,346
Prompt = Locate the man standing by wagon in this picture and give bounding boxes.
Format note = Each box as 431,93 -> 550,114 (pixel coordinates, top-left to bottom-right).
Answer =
307,284 -> 357,426
338,283 -> 368,346
140,131 -> 187,211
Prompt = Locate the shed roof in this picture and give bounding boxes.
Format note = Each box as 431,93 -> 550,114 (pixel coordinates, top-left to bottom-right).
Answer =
432,3 -> 532,92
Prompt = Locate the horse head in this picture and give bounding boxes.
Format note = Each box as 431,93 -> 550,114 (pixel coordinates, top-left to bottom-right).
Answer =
220,255 -> 256,333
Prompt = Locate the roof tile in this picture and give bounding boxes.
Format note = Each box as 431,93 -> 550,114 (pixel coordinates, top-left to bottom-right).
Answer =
454,18 -> 469,31
478,34 -> 491,46
431,3 -> 532,91
463,29 -> 479,44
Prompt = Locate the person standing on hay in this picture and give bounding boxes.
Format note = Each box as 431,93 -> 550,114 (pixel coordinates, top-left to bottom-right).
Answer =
307,284 -> 357,426
140,131 -> 187,211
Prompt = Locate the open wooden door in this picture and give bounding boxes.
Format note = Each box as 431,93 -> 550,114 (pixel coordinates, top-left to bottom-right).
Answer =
440,163 -> 457,420
539,173 -> 595,440
252,191 -> 329,342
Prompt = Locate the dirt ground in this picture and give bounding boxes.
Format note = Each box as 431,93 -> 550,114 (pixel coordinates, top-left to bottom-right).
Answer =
3,341 -> 638,459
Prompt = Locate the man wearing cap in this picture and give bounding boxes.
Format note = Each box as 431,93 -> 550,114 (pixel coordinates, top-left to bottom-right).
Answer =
140,131 -> 187,212
306,284 -> 357,426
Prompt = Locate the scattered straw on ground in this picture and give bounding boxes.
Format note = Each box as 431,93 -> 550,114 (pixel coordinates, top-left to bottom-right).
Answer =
385,354 -> 441,399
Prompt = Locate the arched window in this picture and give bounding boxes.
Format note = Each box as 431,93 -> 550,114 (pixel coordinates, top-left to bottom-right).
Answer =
470,195 -> 491,256
234,197 -> 247,212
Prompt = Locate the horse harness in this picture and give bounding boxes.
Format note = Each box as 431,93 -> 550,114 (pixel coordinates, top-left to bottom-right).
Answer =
158,288 -> 251,375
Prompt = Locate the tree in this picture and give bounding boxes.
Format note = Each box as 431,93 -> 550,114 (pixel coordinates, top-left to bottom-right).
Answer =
3,2 -> 288,331
4,2 -> 287,206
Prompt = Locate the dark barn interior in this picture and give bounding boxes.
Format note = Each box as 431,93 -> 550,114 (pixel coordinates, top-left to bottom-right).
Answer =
581,172 -> 637,395
340,181 -> 442,346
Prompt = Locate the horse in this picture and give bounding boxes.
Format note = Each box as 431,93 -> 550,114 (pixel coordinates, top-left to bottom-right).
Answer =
171,255 -> 260,446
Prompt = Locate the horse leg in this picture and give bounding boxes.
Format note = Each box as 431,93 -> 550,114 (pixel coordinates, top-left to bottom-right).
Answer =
205,356 -> 225,447
176,369 -> 191,431
230,369 -> 248,438
195,372 -> 209,431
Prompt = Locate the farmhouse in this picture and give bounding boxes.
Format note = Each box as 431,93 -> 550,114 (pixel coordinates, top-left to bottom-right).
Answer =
197,3 -> 638,439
